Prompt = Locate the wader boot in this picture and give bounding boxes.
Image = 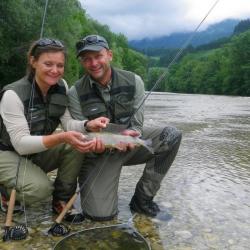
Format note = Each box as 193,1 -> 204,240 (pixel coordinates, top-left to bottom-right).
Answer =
129,194 -> 160,217
52,199 -> 85,224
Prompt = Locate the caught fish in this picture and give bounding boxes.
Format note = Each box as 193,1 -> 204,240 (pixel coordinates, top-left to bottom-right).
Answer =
85,132 -> 153,153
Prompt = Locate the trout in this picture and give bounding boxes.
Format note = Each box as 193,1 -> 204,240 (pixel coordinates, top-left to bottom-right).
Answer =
85,132 -> 153,153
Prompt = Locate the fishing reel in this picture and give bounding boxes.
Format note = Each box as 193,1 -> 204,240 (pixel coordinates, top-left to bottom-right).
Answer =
2,224 -> 28,241
48,222 -> 70,236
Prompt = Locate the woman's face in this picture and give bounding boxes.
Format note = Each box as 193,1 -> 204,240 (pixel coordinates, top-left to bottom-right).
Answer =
31,51 -> 65,92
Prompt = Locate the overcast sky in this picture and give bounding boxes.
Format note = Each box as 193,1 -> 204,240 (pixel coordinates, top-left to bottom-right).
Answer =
80,0 -> 250,40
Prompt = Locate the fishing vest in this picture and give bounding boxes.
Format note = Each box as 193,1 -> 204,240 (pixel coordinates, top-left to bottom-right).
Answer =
0,77 -> 67,149
75,68 -> 136,125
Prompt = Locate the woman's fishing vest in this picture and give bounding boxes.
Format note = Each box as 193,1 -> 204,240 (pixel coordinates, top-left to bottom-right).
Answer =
0,77 -> 67,149
75,68 -> 136,125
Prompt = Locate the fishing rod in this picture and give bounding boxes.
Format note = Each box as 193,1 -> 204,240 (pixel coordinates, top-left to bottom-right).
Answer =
123,0 -> 221,127
48,152 -> 113,236
2,157 -> 28,241
3,0 -> 51,241
2,77 -> 38,241
48,0 -> 222,236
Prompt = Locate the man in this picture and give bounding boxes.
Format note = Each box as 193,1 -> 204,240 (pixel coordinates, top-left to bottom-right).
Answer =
68,34 -> 182,221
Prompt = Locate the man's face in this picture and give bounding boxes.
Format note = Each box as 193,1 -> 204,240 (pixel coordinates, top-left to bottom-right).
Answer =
79,48 -> 113,85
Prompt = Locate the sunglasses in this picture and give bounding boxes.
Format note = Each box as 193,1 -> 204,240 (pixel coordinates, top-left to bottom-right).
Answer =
76,35 -> 109,52
31,38 -> 64,55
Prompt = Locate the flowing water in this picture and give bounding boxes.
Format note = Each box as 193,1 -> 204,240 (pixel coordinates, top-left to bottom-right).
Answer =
119,93 -> 250,250
0,93 -> 249,249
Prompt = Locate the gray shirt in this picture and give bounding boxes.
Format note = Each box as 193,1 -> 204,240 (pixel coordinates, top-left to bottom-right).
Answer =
68,74 -> 145,134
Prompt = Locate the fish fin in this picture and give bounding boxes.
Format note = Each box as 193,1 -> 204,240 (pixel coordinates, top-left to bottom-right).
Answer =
143,139 -> 154,154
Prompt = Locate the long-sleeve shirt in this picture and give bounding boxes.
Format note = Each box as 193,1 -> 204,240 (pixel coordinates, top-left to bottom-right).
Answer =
0,89 -> 86,155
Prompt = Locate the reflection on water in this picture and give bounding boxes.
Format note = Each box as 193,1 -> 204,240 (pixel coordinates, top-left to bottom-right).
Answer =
0,93 -> 249,249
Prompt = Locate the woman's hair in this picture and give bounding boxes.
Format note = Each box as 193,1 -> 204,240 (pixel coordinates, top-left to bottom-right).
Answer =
26,38 -> 67,78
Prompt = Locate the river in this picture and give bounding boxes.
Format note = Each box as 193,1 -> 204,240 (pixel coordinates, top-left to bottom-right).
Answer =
119,92 -> 250,249
0,92 -> 249,249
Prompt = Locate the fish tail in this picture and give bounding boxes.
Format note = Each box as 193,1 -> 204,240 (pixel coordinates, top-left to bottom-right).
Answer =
143,139 -> 154,154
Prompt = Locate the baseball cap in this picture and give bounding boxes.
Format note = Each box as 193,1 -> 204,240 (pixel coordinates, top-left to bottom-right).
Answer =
76,35 -> 109,57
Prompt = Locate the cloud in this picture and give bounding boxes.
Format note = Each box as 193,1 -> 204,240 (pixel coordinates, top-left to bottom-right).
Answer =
80,0 -> 250,40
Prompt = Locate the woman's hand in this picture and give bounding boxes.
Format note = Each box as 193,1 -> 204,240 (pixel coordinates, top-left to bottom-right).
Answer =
63,131 -> 96,153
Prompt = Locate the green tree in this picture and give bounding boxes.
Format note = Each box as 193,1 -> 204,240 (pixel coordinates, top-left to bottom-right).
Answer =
223,31 -> 250,95
0,0 -> 147,89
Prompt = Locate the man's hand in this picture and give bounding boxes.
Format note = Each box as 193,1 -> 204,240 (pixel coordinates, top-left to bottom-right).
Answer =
85,117 -> 110,132
115,129 -> 140,151
121,130 -> 140,137
92,137 -> 106,153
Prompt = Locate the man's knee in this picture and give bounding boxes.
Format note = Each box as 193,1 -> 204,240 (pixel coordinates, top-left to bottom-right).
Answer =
159,126 -> 182,148
152,126 -> 181,175
80,177 -> 119,221
81,194 -> 118,221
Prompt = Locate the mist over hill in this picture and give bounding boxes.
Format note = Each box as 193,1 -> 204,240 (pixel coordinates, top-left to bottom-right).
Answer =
129,19 -> 239,50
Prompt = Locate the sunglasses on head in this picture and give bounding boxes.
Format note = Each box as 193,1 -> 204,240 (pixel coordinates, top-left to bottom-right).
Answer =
31,38 -> 64,55
76,35 -> 108,51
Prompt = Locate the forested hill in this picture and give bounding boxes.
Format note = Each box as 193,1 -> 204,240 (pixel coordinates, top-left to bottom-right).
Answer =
147,28 -> 250,96
1,1 -> 249,96
0,0 -> 148,86
129,19 -> 239,50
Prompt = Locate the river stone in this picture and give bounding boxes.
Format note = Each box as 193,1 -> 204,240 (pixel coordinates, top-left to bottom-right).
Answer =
174,230 -> 193,239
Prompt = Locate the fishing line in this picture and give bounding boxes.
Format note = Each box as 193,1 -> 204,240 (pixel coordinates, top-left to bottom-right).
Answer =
50,149 -> 152,245
53,0 -> 222,239
21,78 -> 36,224
40,0 -> 49,38
126,0 -> 221,125
20,78 -> 37,229
15,0 -> 50,233
5,78 -> 37,241
1,80 -> 36,241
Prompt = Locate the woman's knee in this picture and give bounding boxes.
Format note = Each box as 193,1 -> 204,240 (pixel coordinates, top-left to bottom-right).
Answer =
19,179 -> 53,204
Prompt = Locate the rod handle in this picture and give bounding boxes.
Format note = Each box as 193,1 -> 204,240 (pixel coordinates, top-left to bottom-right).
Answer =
55,193 -> 78,224
5,189 -> 16,227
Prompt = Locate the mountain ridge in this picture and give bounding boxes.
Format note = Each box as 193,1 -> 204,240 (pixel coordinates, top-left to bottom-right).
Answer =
129,19 -> 240,50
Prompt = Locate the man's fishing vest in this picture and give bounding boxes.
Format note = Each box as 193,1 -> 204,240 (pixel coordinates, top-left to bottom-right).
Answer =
0,77 -> 67,149
75,68 -> 136,125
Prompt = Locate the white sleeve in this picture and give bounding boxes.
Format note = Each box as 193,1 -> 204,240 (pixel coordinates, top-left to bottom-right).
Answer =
0,90 -> 46,155
60,108 -> 87,132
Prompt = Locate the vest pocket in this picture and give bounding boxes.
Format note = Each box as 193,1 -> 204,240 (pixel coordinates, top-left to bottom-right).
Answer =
82,102 -> 108,120
49,94 -> 67,117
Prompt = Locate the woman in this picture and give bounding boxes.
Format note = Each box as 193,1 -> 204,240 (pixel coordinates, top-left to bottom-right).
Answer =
0,38 -> 107,223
